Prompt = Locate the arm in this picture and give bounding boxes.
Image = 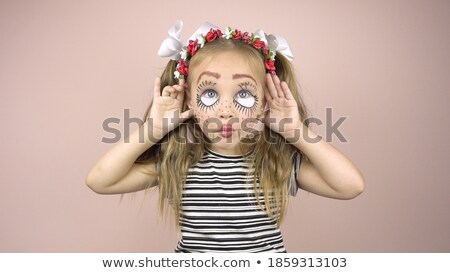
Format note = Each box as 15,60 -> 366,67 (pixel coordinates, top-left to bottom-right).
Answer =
288,124 -> 365,199
265,74 -> 364,200
86,77 -> 193,195
85,120 -> 161,194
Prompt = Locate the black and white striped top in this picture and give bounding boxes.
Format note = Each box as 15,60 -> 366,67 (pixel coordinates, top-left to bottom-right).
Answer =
174,148 -> 301,253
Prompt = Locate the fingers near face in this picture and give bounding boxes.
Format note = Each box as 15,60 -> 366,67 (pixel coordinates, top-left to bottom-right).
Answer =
154,77 -> 161,98
265,73 -> 278,99
162,81 -> 186,100
265,73 -> 291,100
272,75 -> 284,98
280,81 -> 293,100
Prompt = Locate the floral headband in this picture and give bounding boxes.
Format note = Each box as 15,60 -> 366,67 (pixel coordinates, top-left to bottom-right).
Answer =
158,20 -> 294,80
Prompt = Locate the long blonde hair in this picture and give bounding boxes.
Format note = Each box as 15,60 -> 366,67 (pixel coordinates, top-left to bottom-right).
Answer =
136,39 -> 309,229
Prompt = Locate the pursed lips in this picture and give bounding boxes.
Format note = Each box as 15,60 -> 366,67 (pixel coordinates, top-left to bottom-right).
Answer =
217,124 -> 234,138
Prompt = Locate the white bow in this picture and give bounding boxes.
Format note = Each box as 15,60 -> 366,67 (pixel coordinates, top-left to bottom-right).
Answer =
254,29 -> 294,61
158,20 -> 294,61
157,20 -> 184,60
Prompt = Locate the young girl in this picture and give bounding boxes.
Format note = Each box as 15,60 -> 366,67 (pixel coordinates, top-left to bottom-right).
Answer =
86,20 -> 364,253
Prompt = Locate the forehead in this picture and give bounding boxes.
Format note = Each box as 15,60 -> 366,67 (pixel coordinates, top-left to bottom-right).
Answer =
188,51 -> 265,85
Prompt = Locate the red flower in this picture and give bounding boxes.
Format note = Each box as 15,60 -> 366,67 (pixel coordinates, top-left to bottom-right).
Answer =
265,59 -> 275,73
178,60 -> 189,75
216,29 -> 222,38
242,32 -> 251,44
232,29 -> 242,40
252,40 -> 265,49
205,29 -> 216,42
187,40 -> 199,56
206,29 -> 222,42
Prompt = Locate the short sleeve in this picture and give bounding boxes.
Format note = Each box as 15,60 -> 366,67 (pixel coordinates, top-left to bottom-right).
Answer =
289,151 -> 302,196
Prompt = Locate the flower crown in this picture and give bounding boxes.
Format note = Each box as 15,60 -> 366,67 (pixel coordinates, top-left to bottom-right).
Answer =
174,27 -> 276,80
158,20 -> 294,81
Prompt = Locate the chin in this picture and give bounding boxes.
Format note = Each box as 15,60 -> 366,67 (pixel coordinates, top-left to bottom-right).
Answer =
207,133 -> 242,153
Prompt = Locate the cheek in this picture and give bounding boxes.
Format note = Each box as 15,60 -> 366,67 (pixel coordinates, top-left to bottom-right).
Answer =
194,109 -> 212,128
195,111 -> 207,122
253,95 -> 266,117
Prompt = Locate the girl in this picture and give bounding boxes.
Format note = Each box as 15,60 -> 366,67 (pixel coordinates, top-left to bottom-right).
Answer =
86,21 -> 365,252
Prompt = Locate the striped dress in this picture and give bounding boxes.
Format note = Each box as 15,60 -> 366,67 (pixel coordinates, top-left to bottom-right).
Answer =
174,148 -> 301,253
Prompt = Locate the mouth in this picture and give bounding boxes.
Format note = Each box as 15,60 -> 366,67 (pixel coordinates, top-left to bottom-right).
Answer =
218,124 -> 235,138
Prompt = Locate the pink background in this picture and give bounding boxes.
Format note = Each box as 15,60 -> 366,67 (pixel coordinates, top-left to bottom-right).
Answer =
1,0 -> 449,252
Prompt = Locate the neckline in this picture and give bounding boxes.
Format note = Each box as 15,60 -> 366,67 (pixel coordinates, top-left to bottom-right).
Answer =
205,147 -> 253,158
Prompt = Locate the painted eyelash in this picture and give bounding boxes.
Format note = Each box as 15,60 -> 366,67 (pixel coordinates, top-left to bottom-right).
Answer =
234,91 -> 259,116
238,82 -> 257,95
196,81 -> 218,111
235,81 -> 258,115
197,80 -> 216,93
196,93 -> 219,111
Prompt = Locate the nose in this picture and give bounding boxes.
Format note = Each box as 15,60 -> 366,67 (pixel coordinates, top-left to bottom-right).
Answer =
217,101 -> 235,120
219,111 -> 233,119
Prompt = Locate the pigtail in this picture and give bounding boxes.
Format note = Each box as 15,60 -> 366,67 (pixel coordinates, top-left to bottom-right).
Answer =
135,60 -> 178,164
248,53 -> 311,226
275,53 -> 310,126
135,59 -> 207,231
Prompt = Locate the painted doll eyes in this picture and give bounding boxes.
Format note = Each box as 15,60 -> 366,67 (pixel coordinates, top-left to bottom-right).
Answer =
233,82 -> 258,115
196,81 -> 220,111
233,90 -> 258,115
196,81 -> 259,114
234,90 -> 255,108
197,89 -> 219,109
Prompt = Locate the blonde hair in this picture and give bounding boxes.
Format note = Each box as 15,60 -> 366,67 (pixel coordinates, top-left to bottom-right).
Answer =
136,38 -> 309,229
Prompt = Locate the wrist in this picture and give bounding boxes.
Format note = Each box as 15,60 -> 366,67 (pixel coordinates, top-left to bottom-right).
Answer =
284,124 -> 323,147
142,121 -> 166,144
281,120 -> 304,143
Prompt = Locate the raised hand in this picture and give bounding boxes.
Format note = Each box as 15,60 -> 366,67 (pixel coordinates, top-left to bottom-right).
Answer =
148,77 -> 194,139
264,74 -> 302,140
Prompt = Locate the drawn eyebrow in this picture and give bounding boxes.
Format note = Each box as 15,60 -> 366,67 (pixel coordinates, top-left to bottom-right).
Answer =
232,74 -> 257,86
196,71 -> 258,86
197,71 -> 221,84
